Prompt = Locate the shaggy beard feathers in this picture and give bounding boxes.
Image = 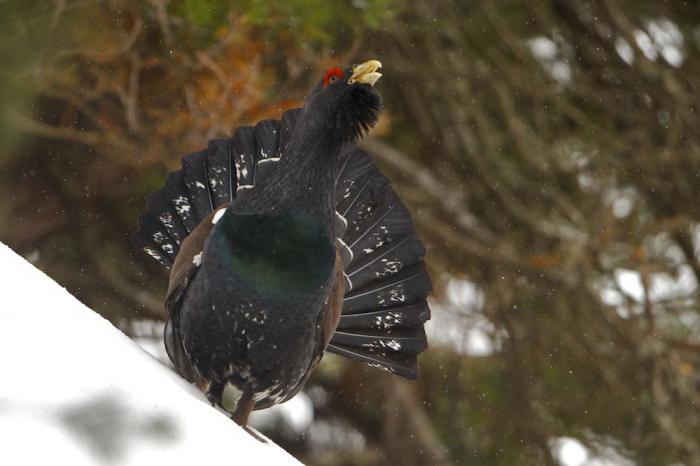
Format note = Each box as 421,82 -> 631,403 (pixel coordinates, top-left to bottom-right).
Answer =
334,86 -> 382,144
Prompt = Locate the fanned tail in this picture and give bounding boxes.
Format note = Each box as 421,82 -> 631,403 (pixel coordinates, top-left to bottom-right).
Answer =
328,147 -> 432,379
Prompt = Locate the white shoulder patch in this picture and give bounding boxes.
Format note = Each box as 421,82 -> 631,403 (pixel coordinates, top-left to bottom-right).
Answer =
192,252 -> 202,266
212,208 -> 227,225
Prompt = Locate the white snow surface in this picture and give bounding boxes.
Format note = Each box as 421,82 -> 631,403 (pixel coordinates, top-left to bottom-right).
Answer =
0,242 -> 302,466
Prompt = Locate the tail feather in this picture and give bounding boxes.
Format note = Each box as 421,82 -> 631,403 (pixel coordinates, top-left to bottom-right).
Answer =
164,171 -> 198,232
336,148 -> 376,216
345,196 -> 417,275
335,299 -> 431,331
346,234 -> 425,291
330,327 -> 427,354
132,213 -> 176,266
252,120 -> 282,186
253,119 -> 280,163
144,188 -> 188,245
343,178 -> 393,243
206,139 -> 233,205
131,169 -> 197,266
182,150 -> 214,220
131,237 -> 171,267
342,263 -> 431,314
231,126 -> 257,190
326,343 -> 420,379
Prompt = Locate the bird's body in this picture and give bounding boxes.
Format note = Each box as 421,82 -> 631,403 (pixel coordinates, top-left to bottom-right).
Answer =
133,60 -> 432,425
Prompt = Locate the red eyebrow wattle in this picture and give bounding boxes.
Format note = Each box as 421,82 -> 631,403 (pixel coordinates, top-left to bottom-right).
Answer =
323,67 -> 344,87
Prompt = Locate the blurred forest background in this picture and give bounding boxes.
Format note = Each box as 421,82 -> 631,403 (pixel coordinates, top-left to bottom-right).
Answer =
2,1 -> 700,465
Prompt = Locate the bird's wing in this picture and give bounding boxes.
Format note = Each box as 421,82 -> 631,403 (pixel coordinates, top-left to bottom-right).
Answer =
163,206 -> 224,383
320,249 -> 346,350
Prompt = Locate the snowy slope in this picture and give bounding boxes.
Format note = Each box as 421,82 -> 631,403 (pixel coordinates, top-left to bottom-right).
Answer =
0,242 -> 302,466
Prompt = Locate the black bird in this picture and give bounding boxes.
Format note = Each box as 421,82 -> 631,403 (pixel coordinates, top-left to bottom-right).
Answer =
132,60 -> 432,426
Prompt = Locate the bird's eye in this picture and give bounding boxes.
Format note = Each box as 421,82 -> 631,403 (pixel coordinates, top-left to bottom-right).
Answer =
323,67 -> 344,87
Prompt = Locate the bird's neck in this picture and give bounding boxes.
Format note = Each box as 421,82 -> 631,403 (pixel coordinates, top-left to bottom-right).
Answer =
234,111 -> 344,236
283,120 -> 339,188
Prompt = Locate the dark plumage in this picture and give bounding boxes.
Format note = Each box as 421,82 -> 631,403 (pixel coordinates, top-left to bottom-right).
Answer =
132,60 -> 432,426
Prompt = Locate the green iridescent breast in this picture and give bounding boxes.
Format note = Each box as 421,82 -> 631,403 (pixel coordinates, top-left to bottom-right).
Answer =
212,211 -> 335,296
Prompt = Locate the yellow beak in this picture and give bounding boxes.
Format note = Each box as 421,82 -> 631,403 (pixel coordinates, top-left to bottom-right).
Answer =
349,59 -> 382,86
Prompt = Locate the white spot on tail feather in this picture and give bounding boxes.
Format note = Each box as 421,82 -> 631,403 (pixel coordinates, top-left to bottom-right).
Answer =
174,196 -> 191,215
258,157 -> 281,165
374,311 -> 403,329
144,247 -> 163,261
382,339 -> 402,351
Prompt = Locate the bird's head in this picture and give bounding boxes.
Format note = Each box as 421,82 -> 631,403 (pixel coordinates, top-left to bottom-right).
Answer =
304,59 -> 383,144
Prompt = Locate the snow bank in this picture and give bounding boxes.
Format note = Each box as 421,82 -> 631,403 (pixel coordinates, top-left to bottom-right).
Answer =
0,243 -> 302,466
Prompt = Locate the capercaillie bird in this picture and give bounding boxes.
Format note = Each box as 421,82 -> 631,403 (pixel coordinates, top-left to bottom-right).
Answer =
132,60 -> 432,426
